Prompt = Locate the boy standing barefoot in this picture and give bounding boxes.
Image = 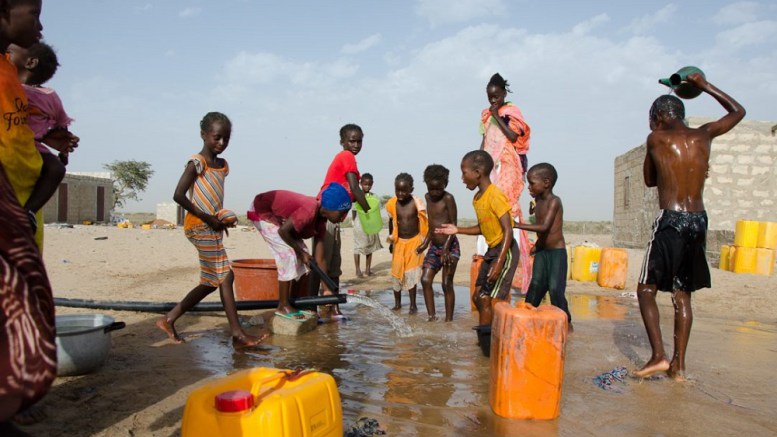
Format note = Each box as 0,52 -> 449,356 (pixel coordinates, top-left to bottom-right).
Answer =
515,163 -> 572,330
386,173 -> 427,313
418,165 -> 459,321
437,151 -> 518,327
633,73 -> 745,381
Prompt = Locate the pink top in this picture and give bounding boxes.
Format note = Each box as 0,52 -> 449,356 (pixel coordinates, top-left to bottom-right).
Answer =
318,150 -> 360,200
248,190 -> 326,239
24,85 -> 73,154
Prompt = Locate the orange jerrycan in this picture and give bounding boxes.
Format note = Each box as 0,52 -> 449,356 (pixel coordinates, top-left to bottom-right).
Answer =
489,302 -> 568,420
182,367 -> 342,437
597,248 -> 628,289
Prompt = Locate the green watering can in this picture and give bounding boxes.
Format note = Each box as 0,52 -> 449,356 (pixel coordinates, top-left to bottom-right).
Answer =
658,66 -> 705,99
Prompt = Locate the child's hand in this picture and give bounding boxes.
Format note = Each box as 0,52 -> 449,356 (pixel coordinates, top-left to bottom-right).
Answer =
203,214 -> 225,232
435,224 -> 457,235
298,251 -> 311,266
490,102 -> 501,118
42,128 -> 79,154
487,261 -> 504,284
415,242 -> 428,255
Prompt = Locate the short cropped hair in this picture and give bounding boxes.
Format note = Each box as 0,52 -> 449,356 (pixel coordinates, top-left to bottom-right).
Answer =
423,164 -> 449,185
200,112 -> 231,132
361,172 -> 373,182
528,163 -> 558,187
462,150 -> 494,174
395,172 -> 413,186
339,123 -> 363,140
650,95 -> 685,122
26,42 -> 59,86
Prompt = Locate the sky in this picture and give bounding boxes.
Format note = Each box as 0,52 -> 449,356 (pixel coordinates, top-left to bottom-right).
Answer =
39,0 -> 776,220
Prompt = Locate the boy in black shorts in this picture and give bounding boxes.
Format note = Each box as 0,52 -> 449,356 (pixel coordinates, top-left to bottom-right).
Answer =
437,151 -> 518,326
633,73 -> 745,381
514,163 -> 572,331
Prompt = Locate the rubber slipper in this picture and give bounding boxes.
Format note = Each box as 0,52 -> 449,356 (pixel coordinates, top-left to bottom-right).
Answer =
274,311 -> 307,322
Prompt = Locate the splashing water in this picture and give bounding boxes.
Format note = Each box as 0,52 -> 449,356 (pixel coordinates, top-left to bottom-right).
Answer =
344,293 -> 414,338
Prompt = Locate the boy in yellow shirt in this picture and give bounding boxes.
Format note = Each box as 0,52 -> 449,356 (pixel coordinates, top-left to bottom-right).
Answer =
437,150 -> 519,326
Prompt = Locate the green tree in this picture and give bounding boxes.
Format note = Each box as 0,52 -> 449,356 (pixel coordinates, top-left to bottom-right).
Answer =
103,160 -> 154,209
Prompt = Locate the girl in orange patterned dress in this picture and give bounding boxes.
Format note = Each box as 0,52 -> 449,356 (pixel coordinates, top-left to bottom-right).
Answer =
479,73 -> 532,293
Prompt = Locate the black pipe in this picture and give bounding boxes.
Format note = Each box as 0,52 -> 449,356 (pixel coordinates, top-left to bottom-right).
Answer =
54,294 -> 347,313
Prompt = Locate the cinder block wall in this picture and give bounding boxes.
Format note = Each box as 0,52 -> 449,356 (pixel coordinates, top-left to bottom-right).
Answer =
42,174 -> 115,224
613,118 -> 777,263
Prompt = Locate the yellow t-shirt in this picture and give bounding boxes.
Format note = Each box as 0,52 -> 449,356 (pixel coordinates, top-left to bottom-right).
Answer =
0,56 -> 43,248
473,184 -> 513,248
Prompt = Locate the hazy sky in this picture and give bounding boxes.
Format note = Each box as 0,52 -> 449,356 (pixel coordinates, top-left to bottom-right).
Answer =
40,1 -> 776,220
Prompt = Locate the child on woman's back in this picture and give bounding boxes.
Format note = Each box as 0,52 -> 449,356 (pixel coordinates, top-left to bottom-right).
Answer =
7,41 -> 78,242
417,164 -> 459,321
386,173 -> 428,313
156,112 -> 265,348
352,172 -> 382,277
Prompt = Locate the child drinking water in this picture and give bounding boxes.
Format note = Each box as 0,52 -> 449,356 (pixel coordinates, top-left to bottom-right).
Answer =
514,163 -> 572,330
8,41 -> 78,247
417,164 -> 459,322
156,112 -> 264,348
352,172 -> 382,278
386,172 -> 428,313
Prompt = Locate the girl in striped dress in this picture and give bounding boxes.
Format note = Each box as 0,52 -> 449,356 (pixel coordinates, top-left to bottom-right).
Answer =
156,112 -> 265,347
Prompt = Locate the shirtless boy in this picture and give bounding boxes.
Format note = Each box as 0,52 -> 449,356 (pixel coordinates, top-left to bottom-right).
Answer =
633,73 -> 745,381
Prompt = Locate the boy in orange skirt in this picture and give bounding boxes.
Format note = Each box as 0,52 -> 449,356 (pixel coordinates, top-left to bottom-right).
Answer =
385,173 -> 428,313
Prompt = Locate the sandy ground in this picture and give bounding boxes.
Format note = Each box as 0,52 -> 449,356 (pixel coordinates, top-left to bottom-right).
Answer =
17,223 -> 777,436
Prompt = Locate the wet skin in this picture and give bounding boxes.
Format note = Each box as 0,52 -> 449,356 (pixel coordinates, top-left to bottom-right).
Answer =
419,179 -> 459,321
389,179 -> 421,313
635,74 -> 745,381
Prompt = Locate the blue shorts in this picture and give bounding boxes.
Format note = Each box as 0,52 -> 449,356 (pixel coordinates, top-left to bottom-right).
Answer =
422,236 -> 460,271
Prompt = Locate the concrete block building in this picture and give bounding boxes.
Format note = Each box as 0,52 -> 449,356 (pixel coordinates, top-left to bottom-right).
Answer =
42,172 -> 114,224
613,118 -> 777,263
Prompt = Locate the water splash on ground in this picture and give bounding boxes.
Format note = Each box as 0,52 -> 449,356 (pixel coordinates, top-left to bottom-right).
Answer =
344,293 -> 414,338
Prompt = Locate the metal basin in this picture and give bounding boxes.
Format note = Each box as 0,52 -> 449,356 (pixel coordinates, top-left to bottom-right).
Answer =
55,314 -> 125,376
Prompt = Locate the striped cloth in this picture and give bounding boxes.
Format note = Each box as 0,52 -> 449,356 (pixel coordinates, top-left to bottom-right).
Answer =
0,164 -> 56,412
183,155 -> 230,287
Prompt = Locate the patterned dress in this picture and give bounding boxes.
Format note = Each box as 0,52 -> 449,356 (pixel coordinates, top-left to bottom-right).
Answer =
0,165 -> 56,412
480,102 -> 532,292
183,154 -> 231,287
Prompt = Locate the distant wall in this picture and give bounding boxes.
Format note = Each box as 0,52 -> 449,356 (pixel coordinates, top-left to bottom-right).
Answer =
42,173 -> 115,224
156,202 -> 183,225
613,118 -> 777,263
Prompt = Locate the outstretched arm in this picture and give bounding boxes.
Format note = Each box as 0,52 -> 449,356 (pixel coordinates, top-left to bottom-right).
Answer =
515,197 -> 561,233
436,223 -> 481,236
687,73 -> 746,138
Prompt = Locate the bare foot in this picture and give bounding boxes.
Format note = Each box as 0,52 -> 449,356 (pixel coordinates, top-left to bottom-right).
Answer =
391,304 -> 401,311
156,317 -> 184,344
428,314 -> 438,322
667,361 -> 687,382
409,305 -> 418,314
366,270 -> 374,276
233,332 -> 269,348
356,270 -> 364,278
631,358 -> 670,379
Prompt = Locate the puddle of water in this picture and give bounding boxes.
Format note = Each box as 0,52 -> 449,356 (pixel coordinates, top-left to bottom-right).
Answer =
187,286 -> 777,436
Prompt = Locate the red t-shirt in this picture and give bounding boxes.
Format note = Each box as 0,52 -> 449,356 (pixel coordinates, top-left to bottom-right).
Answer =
318,150 -> 360,200
248,190 -> 326,239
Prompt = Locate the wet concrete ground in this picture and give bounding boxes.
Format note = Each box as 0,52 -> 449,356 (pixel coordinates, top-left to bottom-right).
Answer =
185,287 -> 777,436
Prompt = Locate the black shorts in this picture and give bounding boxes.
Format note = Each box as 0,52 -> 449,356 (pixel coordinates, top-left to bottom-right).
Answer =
639,210 -> 710,292
476,240 -> 519,299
